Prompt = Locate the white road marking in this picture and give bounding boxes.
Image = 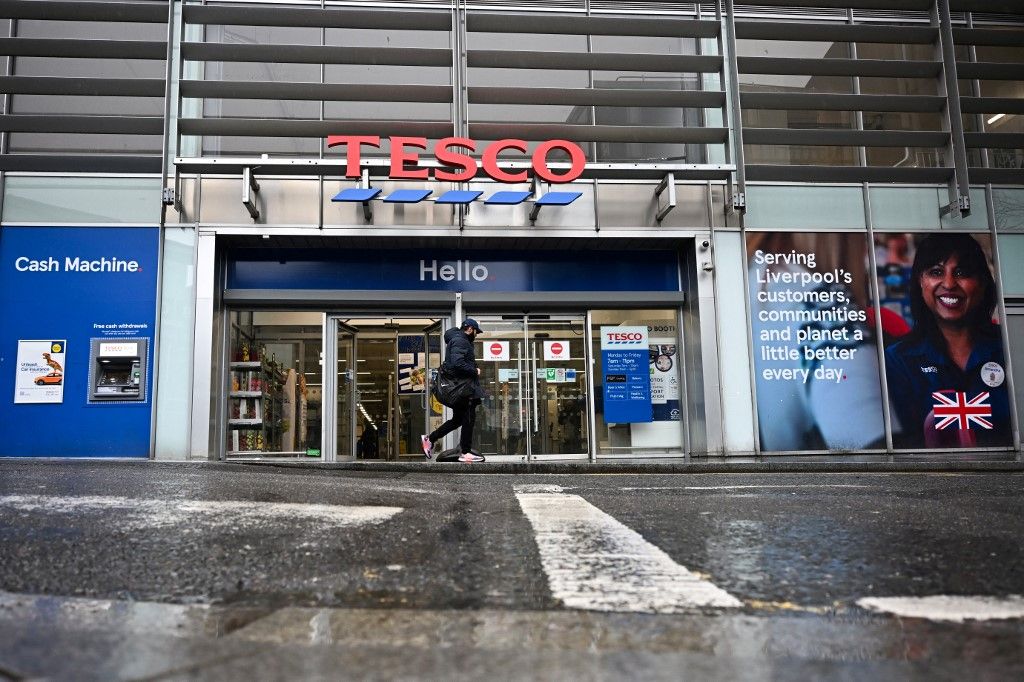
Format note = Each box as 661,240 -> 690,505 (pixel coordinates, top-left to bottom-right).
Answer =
857,595 -> 1024,622
514,486 -> 741,613
0,495 -> 402,531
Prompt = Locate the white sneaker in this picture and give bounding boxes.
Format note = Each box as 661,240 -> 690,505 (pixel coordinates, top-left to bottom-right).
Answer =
458,451 -> 485,463
420,435 -> 433,459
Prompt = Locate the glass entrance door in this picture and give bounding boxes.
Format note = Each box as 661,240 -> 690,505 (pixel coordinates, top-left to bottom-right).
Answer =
472,314 -> 589,459
331,320 -> 358,461
325,316 -> 446,461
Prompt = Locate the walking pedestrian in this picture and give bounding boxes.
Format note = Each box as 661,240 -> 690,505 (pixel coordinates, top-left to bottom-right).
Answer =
421,319 -> 485,462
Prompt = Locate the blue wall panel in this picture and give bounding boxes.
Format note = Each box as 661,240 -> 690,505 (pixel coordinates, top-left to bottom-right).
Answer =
0,227 -> 159,457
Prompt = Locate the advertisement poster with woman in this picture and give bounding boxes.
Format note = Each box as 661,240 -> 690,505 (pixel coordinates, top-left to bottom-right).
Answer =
747,233 -> 886,452
877,232 -> 1012,449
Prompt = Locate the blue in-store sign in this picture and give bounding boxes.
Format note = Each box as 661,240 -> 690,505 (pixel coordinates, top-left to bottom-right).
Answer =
228,248 -> 681,293
600,326 -> 652,423
0,226 -> 159,457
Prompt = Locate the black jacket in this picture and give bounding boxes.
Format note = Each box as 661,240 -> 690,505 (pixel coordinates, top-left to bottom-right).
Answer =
442,327 -> 485,400
443,328 -> 477,378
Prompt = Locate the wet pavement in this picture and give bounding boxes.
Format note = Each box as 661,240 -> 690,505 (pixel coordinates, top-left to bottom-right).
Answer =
1,460 -> 1023,679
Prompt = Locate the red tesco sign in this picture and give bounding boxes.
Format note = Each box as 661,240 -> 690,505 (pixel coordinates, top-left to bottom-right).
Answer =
326,135 -> 586,184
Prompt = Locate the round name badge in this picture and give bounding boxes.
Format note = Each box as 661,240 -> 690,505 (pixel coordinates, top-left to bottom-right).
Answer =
981,361 -> 1005,388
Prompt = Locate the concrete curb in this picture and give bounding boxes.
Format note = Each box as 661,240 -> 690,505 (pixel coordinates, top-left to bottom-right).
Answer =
232,459 -> 1024,475
2,457 -> 1022,475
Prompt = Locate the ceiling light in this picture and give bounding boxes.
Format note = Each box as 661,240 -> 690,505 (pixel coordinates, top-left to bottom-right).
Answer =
987,113 -> 1006,125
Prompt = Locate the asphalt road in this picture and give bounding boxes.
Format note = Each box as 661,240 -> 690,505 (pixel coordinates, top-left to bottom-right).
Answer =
1,460 -> 1023,680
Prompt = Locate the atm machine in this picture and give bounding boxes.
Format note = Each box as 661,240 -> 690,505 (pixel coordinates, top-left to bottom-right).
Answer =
88,338 -> 149,402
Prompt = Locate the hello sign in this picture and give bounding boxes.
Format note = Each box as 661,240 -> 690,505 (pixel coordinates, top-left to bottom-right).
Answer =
326,136 -> 587,184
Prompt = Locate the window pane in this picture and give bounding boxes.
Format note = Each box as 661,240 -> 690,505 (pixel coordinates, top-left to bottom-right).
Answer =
227,311 -> 324,458
592,309 -> 684,456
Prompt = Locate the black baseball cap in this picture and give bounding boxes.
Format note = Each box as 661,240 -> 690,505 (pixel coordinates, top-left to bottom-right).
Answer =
462,318 -> 483,333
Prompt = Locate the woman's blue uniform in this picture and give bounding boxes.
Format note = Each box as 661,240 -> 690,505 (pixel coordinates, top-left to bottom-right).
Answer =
885,330 -> 1011,448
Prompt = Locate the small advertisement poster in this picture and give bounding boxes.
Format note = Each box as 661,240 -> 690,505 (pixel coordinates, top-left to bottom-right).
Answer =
15,340 -> 66,404
484,341 -> 509,362
600,326 -> 652,423
397,336 -> 426,394
649,343 -> 681,422
543,340 -> 570,361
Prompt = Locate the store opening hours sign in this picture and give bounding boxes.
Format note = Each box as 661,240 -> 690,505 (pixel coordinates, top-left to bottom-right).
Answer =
600,326 -> 652,423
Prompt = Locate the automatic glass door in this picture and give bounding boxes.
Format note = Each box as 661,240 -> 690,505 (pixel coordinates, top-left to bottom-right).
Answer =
472,314 -> 589,459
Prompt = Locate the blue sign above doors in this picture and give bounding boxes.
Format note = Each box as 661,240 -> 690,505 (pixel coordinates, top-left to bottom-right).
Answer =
227,249 -> 681,293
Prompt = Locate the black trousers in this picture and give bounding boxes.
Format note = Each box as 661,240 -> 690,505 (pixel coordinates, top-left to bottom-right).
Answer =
429,398 -> 478,453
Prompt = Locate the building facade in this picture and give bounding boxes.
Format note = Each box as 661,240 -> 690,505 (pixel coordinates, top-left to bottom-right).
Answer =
0,0 -> 1022,461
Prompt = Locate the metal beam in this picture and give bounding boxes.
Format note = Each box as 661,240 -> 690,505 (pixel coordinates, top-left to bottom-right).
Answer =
936,0 -> 972,218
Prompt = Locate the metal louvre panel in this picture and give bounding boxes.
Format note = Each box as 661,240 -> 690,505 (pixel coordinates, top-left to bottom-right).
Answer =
952,27 -> 1024,47
0,37 -> 166,59
741,92 -> 945,112
737,56 -> 941,78
746,164 -> 953,183
0,153 -> 162,172
466,12 -> 719,37
0,75 -> 165,97
970,168 -> 1024,183
0,114 -> 164,134
468,51 -> 722,72
743,128 -> 949,147
588,2 -> 699,14
180,118 -> 454,138
956,62 -> 1024,80
0,0 -> 168,23
469,86 -> 725,107
734,21 -> 937,43
182,5 -> 451,31
735,1 -> 933,9
181,80 -> 453,103
964,132 -> 1024,149
182,42 -> 451,66
950,1 -> 1024,14
960,97 -> 1024,115
468,122 -> 728,143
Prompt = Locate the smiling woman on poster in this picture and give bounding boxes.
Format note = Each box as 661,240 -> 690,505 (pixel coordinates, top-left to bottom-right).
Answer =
884,234 -> 1011,449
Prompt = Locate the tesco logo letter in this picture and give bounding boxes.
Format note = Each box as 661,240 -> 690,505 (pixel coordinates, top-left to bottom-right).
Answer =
326,135 -> 586,184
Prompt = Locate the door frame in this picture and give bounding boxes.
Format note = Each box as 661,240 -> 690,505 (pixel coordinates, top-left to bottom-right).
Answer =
323,318 -> 359,462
